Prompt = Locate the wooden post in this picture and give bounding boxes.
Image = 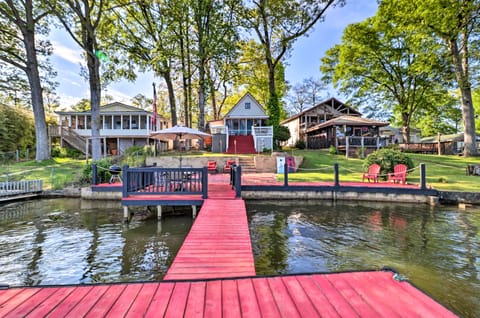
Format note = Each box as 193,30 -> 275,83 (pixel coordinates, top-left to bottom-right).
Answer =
437,132 -> 441,155
334,163 -> 340,187
420,163 -> 426,190
157,205 -> 162,220
284,161 -> 288,187
192,205 -> 197,218
345,137 -> 350,159
123,206 -> 129,223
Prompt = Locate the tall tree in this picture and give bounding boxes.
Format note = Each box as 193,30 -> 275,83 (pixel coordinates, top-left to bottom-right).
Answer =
241,0 -> 343,129
191,0 -> 240,130
287,77 -> 327,115
101,0 -> 179,127
0,0 -> 52,160
379,0 -> 479,155
47,0 -> 108,160
321,16 -> 450,143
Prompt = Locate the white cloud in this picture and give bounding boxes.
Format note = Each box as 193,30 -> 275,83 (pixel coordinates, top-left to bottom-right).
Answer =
51,40 -> 85,65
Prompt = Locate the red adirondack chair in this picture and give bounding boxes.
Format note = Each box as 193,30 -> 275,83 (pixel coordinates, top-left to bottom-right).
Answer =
362,164 -> 381,183
388,164 -> 408,184
207,160 -> 217,173
224,159 -> 236,173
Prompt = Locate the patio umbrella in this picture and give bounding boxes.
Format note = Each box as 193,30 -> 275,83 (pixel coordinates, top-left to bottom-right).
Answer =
150,125 -> 211,167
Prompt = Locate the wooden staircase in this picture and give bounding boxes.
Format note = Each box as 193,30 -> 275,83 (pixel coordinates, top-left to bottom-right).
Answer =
49,126 -> 88,154
226,135 -> 256,154
237,157 -> 256,172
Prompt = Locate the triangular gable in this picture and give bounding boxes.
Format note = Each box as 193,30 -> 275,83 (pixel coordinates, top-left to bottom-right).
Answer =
281,97 -> 361,124
100,102 -> 148,112
225,92 -> 268,118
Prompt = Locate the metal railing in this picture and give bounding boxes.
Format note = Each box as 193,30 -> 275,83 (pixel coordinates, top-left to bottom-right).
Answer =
0,180 -> 43,196
122,166 -> 208,198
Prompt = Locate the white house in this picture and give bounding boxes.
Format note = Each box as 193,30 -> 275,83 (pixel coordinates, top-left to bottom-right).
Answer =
209,92 -> 273,153
52,102 -> 169,155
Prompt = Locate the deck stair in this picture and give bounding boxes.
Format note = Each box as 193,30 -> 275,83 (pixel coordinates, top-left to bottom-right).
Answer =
50,126 -> 87,154
237,156 -> 256,172
226,135 -> 256,154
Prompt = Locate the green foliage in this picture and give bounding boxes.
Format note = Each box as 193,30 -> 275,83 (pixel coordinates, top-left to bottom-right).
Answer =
81,158 -> 114,184
51,144 -> 83,159
363,148 -> 414,177
0,104 -> 35,153
273,125 -> 290,150
294,140 -> 306,149
121,145 -> 154,167
329,145 -> 337,155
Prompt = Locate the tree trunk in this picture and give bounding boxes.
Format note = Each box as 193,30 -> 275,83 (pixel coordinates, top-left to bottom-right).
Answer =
179,34 -> 189,127
198,56 -> 206,131
24,28 -> 50,161
86,49 -> 102,161
448,39 -> 477,156
162,66 -> 177,127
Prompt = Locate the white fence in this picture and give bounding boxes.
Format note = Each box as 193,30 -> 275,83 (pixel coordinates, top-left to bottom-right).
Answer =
252,126 -> 273,152
0,180 -> 43,196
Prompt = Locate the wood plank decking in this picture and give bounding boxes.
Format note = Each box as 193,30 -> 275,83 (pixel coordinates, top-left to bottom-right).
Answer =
164,195 -> 255,280
0,271 -> 457,317
0,174 -> 457,317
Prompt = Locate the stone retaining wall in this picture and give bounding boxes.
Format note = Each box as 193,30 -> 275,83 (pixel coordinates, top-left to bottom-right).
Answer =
242,190 -> 439,205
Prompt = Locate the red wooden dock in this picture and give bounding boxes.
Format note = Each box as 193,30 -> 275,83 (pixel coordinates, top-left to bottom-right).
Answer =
165,194 -> 256,280
0,270 -> 457,317
1,174 -> 456,316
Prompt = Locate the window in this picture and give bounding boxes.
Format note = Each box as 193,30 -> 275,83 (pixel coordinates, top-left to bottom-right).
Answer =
245,102 -> 251,109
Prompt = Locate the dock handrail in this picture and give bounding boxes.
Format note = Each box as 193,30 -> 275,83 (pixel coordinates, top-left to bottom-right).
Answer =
0,180 -> 43,196
122,166 -> 208,198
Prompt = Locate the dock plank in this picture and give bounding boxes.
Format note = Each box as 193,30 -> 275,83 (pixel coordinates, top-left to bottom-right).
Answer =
0,272 -> 457,317
164,198 -> 256,280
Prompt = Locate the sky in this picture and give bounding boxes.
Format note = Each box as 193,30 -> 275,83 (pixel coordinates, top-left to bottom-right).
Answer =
50,0 -> 378,109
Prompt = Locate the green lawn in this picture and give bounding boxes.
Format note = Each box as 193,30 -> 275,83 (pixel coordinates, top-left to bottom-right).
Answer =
284,150 -> 480,192
0,158 -> 87,190
1,151 -> 479,192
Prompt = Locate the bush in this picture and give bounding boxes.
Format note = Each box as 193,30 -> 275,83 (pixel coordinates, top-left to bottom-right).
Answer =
295,140 -> 306,149
81,158 -> 114,184
329,145 -> 337,155
363,148 -> 414,178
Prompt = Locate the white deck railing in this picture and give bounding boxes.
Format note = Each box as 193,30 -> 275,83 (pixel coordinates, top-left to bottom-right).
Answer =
0,180 -> 43,196
252,126 -> 273,152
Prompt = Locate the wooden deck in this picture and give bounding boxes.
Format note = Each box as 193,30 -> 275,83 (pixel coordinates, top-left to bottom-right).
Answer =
0,270 -> 457,317
11,173 -> 455,316
165,195 -> 255,280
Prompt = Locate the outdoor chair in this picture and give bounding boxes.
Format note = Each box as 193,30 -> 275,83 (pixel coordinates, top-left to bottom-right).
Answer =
207,160 -> 218,173
388,164 -> 408,184
224,159 -> 236,173
362,163 -> 381,183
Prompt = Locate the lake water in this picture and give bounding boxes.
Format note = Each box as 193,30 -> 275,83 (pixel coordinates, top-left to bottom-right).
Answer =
0,198 -> 478,317
0,199 -> 192,285
247,200 -> 480,318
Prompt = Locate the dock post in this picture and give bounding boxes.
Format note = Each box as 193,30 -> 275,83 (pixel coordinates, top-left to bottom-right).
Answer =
192,205 -> 197,218
157,205 -> 162,220
123,206 -> 129,223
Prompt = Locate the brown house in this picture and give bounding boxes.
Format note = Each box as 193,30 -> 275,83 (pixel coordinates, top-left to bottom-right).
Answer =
281,97 -> 362,147
306,115 -> 389,157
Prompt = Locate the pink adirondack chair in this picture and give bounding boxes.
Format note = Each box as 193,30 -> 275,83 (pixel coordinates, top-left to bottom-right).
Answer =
388,164 -> 408,184
362,164 -> 381,183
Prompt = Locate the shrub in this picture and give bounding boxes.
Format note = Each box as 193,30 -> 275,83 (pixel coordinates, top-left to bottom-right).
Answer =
363,148 -> 414,178
295,140 -> 306,149
329,145 -> 337,155
81,158 -> 114,184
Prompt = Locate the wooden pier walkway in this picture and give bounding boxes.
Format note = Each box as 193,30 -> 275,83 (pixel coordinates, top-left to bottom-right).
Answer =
165,186 -> 256,280
0,180 -> 43,203
0,270 -> 457,317
0,172 -> 458,316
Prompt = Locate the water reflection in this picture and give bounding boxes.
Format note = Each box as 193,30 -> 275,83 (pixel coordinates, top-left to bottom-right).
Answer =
0,199 -> 192,286
247,200 -> 480,318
